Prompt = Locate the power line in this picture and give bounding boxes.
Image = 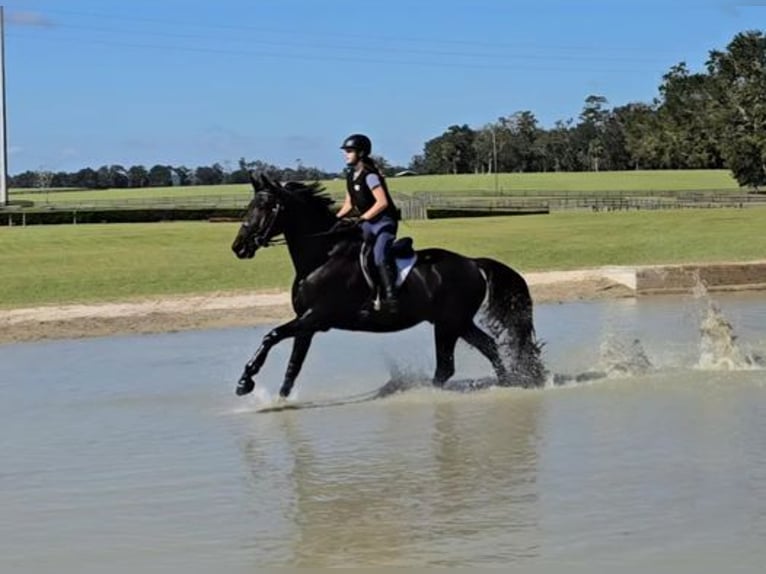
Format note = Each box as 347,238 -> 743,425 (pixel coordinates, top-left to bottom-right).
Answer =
7,32 -> 663,74
38,7 -> 683,58
24,22 -> 672,65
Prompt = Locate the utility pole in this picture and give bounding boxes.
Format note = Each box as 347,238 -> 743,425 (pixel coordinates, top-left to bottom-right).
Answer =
491,126 -> 498,194
0,6 -> 8,207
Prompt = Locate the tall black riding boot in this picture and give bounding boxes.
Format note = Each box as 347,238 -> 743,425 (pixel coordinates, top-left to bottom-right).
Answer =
377,262 -> 399,314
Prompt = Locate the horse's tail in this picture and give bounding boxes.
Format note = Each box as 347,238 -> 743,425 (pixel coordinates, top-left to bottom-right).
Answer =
475,257 -> 547,387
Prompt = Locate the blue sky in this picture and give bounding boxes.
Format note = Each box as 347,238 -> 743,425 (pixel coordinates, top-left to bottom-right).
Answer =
5,0 -> 765,173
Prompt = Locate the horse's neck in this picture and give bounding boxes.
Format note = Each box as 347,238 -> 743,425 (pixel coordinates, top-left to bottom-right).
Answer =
283,214 -> 336,278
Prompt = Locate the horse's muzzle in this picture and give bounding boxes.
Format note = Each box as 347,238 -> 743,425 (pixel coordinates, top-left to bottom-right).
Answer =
232,237 -> 257,259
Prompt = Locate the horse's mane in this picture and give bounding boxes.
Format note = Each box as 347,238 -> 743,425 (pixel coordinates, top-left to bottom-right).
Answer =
281,181 -> 335,216
278,181 -> 364,255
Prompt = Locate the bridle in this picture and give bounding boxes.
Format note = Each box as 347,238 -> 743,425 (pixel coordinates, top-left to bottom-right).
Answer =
241,194 -> 360,249
243,200 -> 286,248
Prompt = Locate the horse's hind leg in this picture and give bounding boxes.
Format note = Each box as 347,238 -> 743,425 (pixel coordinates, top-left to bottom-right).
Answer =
433,324 -> 459,387
461,322 -> 509,384
279,334 -> 314,399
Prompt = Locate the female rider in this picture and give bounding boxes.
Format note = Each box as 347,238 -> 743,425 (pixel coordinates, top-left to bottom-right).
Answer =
336,133 -> 400,313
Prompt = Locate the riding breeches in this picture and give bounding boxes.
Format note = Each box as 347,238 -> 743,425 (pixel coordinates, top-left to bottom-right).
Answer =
361,216 -> 398,266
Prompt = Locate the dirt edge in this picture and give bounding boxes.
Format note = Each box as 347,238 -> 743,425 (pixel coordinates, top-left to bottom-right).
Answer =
3,261 -> 765,345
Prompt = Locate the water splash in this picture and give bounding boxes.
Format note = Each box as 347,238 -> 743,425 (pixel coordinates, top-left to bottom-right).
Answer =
548,335 -> 654,387
692,275 -> 763,371
697,299 -> 763,371
598,335 -> 654,377
374,366 -> 431,398
374,366 -> 499,398
227,386 -> 280,414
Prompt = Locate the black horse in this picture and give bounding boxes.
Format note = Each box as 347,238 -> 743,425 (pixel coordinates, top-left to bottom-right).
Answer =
231,173 -> 545,399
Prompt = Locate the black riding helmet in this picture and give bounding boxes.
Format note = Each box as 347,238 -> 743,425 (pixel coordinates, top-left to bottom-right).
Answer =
340,133 -> 372,158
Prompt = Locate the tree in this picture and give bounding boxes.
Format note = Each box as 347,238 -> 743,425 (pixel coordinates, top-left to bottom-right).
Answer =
174,166 -> 193,186
408,154 -> 427,174
613,102 -> 662,169
420,125 -> 477,174
95,165 -> 112,189
73,168 -> 98,189
707,30 -> 766,189
51,171 -> 73,188
539,120 -> 577,172
472,125 -> 496,173
195,163 -> 225,185
109,165 -> 130,188
127,165 -> 148,188
35,168 -> 54,190
497,111 -> 545,172
147,164 -> 173,187
370,154 -> 401,177
655,63 -> 723,169
579,95 -> 609,171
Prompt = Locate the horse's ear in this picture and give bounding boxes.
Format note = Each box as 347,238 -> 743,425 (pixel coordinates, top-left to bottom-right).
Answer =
261,172 -> 279,191
248,171 -> 261,194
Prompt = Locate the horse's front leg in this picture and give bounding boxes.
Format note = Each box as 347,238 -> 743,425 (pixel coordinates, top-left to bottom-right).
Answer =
236,315 -> 308,396
279,333 -> 315,399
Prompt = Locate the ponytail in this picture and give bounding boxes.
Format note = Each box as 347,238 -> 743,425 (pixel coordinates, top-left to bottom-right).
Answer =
362,156 -> 401,221
362,156 -> 382,177
362,156 -> 389,192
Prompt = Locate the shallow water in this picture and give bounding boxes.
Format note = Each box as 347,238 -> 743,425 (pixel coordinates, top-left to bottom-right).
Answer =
1,294 -> 765,571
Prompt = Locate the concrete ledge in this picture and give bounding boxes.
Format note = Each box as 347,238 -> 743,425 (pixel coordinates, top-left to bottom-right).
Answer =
526,260 -> 766,299
636,261 -> 766,294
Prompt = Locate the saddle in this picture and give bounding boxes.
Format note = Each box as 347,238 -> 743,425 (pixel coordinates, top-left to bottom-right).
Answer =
359,237 -> 418,294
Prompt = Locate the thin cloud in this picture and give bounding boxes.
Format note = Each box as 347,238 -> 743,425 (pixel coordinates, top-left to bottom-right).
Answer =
59,147 -> 80,159
9,145 -> 22,155
719,1 -> 766,19
284,135 -> 323,150
7,11 -> 55,28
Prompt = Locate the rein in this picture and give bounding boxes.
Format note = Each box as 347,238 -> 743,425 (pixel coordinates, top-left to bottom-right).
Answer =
244,188 -> 361,249
248,205 -> 359,248
258,225 -> 356,248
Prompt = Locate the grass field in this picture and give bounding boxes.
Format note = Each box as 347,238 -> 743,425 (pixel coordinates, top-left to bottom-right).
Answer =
1,207 -> 764,309
9,170 -> 741,205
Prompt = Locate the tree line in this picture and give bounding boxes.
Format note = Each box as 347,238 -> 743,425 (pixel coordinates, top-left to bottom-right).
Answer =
412,30 -> 766,189
11,155 -> 409,191
10,159 -> 341,191
10,30 -> 766,190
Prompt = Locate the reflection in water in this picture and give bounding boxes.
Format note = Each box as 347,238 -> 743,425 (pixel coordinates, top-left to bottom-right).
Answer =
428,397 -> 542,563
2,294 -> 766,570
239,391 -> 544,567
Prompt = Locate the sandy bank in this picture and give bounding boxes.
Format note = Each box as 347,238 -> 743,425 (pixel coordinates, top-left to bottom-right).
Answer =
2,261 -> 765,344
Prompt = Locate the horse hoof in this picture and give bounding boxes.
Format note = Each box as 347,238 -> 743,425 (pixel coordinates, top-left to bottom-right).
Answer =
236,377 -> 254,396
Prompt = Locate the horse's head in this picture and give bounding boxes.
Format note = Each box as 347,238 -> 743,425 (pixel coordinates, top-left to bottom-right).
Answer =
231,173 -> 287,259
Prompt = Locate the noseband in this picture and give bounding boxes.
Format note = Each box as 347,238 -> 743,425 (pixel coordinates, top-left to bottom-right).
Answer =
245,201 -> 284,248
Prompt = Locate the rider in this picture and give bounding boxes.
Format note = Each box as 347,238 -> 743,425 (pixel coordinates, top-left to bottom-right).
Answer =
336,133 -> 400,313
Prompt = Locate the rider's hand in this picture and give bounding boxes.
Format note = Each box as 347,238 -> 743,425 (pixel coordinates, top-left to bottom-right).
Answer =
330,218 -> 361,232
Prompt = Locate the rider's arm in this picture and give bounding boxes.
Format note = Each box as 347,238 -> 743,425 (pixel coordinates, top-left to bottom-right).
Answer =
336,193 -> 353,218
361,185 -> 389,221
360,173 -> 389,221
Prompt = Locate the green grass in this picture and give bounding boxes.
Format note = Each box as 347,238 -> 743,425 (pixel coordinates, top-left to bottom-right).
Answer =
10,184 -> 254,204
9,170 -> 741,205
1,207 -> 764,309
